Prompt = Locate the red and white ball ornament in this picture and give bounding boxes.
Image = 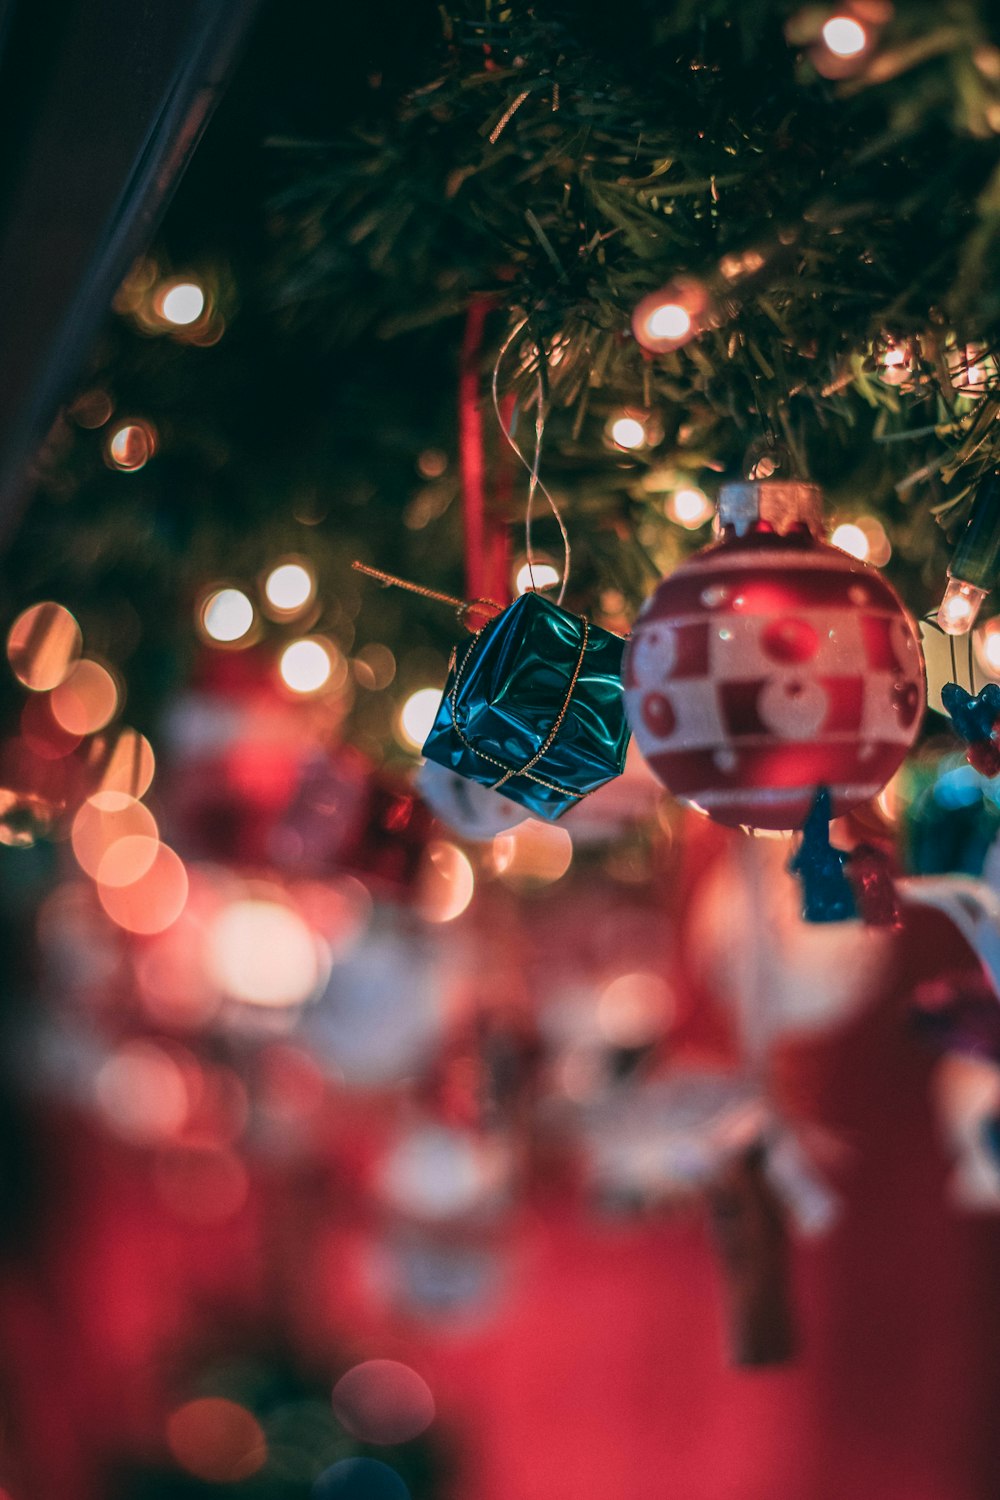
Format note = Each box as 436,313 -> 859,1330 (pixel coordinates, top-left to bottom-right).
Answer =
623,481 -> 926,829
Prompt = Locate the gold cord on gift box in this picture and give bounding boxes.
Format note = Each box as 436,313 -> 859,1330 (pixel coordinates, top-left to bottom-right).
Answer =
447,614 -> 590,800
353,560 -> 591,800
351,562 -> 502,628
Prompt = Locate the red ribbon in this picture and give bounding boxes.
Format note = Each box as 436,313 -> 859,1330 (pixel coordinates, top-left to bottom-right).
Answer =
459,296 -> 510,609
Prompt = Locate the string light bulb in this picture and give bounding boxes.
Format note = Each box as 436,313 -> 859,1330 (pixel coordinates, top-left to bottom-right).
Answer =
666,485 -> 713,529
821,15 -> 867,56
830,522 -> 870,560
200,588 -> 254,645
105,420 -> 156,472
632,278 -> 713,355
936,471 -> 1000,635
947,341 -> 997,397
155,280 -> 206,327
872,332 -> 924,391
608,413 -> 648,450
263,558 -> 316,617
278,638 -> 334,694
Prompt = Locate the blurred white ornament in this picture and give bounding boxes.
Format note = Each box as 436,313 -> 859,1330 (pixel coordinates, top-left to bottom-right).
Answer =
686,835 -> 893,1047
306,914 -> 445,1085
378,1123 -> 512,1222
416,761 -> 528,841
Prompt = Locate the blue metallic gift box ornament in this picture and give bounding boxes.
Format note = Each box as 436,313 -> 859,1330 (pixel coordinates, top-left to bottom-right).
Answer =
421,591 -> 631,821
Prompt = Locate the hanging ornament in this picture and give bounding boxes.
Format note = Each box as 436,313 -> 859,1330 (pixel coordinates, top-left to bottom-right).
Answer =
936,471 -> 1000,636
416,760 -> 529,841
623,479 -> 926,829
787,787 -> 857,923
422,591 -> 631,821
940,682 -> 1000,776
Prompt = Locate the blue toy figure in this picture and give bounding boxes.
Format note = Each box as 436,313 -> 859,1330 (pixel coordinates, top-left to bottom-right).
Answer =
787,786 -> 858,923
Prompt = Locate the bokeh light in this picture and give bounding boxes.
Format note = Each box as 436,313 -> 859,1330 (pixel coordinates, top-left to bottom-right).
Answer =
597,972 -> 674,1048
975,618 -> 1000,674
821,14 -> 867,57
354,642 -> 396,691
416,841 -> 475,922
830,522 -> 869,560
208,898 -> 325,1007
7,602 -> 82,690
608,413 -> 647,450
631,279 -> 711,353
515,560 -> 562,594
314,1458 -> 410,1500
50,659 -> 119,735
201,588 -> 254,645
263,558 -> 316,616
279,638 -> 334,695
332,1360 -> 435,1446
166,1398 -> 266,1483
492,818 -> 573,886
646,303 -> 691,342
155,1147 -> 249,1223
68,388 -> 114,428
156,279 -> 206,326
95,1040 -> 189,1144
97,842 -> 188,934
21,694 -> 82,759
399,687 -> 442,750
97,727 -> 156,798
71,792 -> 158,878
105,420 -> 156,471
667,486 -> 713,529
380,1124 -> 508,1221
96,833 -> 161,888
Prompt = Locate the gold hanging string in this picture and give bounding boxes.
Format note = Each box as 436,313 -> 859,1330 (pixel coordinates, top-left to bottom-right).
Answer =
491,317 -> 571,606
351,561 -> 502,626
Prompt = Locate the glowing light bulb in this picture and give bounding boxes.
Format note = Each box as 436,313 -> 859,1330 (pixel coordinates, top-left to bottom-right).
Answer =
632,278 -> 710,353
667,486 -> 713,529
158,281 -> 205,326
264,559 -> 315,615
948,342 -> 997,396
279,638 -> 333,694
106,420 -> 156,471
609,415 -> 647,450
821,15 -> 868,57
648,304 -> 691,342
201,588 -> 254,644
977,621 -> 1000,673
399,687 -> 442,750
937,577 -> 988,635
830,522 -> 870,560
515,561 -> 561,594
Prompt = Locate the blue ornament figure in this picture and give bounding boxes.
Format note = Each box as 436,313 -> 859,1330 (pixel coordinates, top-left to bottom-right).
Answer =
941,682 -> 1000,777
787,786 -> 858,923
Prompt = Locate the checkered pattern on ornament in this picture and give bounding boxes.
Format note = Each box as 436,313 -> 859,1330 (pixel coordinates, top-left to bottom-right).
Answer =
624,547 -> 923,826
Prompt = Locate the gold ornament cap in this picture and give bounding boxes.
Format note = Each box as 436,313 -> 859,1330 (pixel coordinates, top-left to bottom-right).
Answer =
717,480 -> 824,539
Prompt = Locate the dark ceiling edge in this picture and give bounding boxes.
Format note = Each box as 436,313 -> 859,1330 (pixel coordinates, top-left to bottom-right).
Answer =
0,0 -> 264,545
